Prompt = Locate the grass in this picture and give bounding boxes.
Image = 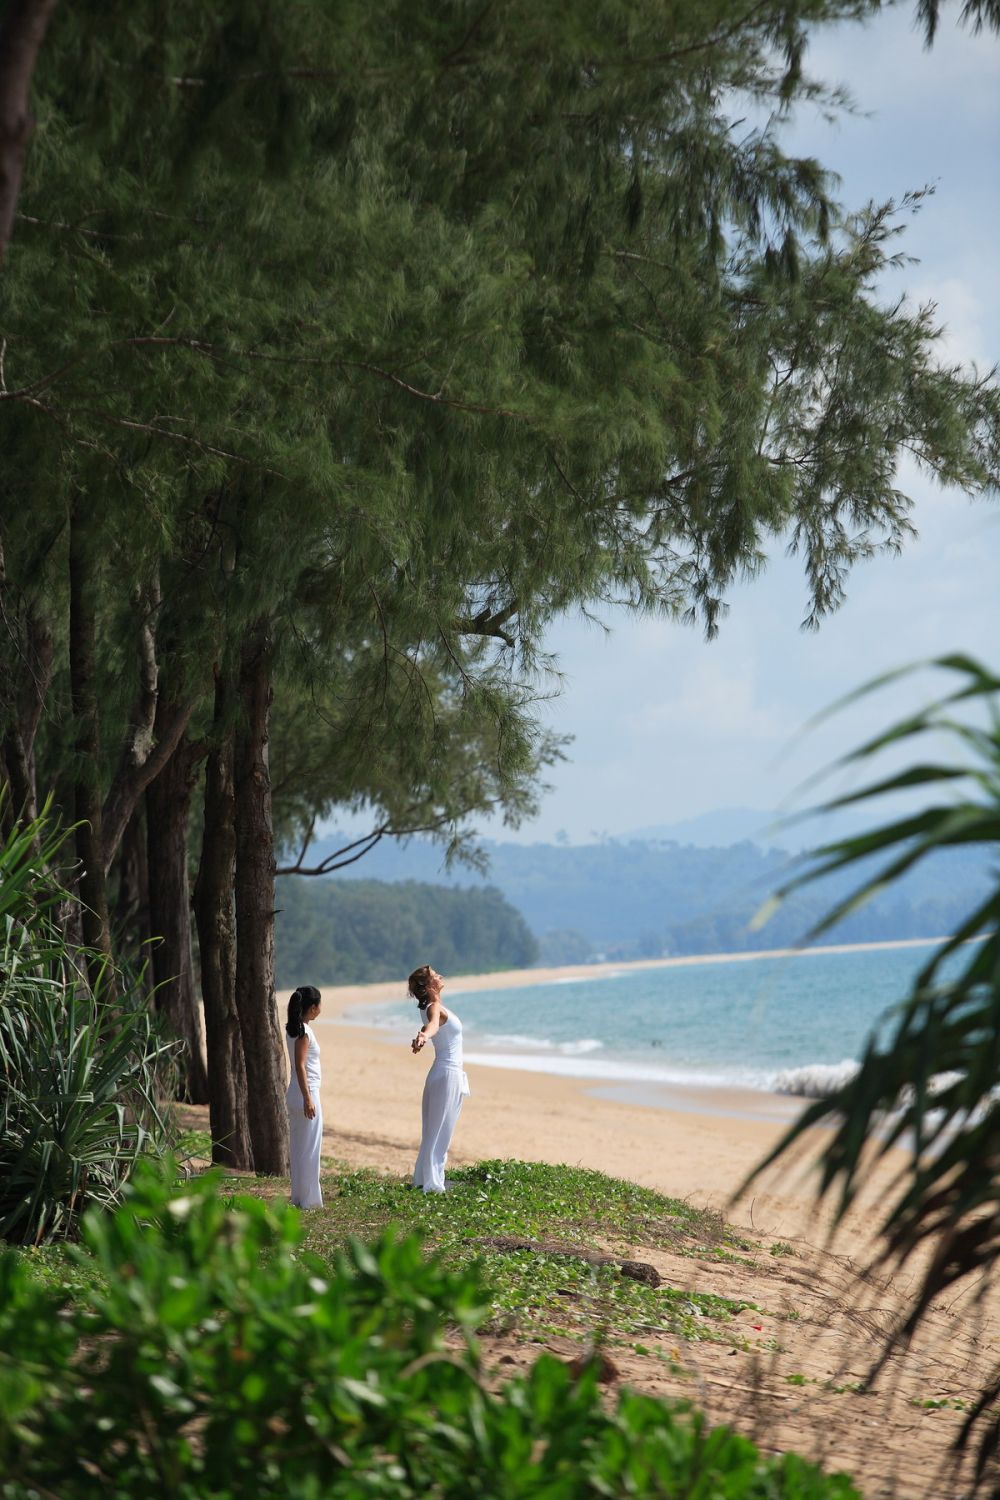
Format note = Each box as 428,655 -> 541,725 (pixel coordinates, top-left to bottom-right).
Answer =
12,1156 -> 762,1354
11,1241 -> 106,1298
297,1158 -> 757,1347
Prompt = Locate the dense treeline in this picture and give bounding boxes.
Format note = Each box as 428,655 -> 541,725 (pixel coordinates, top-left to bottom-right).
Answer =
276,880 -> 537,988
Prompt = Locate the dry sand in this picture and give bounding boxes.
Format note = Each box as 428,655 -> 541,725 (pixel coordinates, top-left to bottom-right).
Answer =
267,959 -> 999,1498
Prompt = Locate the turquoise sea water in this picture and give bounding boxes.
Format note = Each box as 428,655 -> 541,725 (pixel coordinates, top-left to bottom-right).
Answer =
351,942 -> 960,1096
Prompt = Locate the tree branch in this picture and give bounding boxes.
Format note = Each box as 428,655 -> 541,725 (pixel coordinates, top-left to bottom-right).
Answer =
340,361 -> 526,420
454,602 -> 519,648
276,809 -> 462,877
101,699 -> 197,872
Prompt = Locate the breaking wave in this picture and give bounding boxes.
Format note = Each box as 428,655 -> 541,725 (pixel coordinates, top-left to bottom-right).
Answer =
771,1061 -> 860,1098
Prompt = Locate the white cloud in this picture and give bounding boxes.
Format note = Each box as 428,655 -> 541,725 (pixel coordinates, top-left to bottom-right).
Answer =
904,275 -> 994,370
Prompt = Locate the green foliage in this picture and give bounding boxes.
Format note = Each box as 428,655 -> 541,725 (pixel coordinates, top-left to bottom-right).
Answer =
0,795 -> 70,928
275,878 -> 539,987
750,654 -> 1000,1476
0,810 -> 177,1245
320,1158 -> 708,1250
0,1161 -> 860,1498
292,1159 -> 750,1344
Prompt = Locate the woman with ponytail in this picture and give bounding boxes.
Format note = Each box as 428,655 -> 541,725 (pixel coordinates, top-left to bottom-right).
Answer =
285,985 -> 323,1208
409,964 -> 470,1193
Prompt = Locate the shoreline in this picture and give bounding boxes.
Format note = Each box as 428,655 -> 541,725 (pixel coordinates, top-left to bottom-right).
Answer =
306,936 -> 945,1122
309,932 -> 950,1017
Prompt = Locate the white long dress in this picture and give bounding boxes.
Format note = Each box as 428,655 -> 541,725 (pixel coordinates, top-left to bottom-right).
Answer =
286,1021 -> 323,1208
413,1009 -> 470,1194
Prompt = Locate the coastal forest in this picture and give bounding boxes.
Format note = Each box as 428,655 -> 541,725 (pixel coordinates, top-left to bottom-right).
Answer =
276,879 -> 538,988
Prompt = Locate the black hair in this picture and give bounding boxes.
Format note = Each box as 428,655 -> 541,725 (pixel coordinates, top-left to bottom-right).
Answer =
286,985 -> 321,1038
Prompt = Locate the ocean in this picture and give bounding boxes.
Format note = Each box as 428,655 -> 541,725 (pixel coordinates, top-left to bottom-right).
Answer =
348,941 -> 959,1099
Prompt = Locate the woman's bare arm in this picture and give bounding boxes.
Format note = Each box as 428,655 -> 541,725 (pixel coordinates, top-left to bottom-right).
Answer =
294,1034 -> 315,1118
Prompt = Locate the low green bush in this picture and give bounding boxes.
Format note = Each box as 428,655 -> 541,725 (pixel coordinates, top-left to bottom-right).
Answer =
0,1162 -> 861,1498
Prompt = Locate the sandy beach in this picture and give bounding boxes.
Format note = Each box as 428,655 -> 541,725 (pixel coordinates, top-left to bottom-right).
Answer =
272,955 -> 999,1497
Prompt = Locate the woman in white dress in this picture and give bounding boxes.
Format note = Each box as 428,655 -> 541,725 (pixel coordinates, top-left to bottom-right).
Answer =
409,964 -> 470,1194
285,985 -> 323,1209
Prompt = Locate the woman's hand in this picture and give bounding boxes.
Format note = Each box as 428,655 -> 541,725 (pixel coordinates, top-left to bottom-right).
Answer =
303,1095 -> 316,1120
411,1031 -> 426,1054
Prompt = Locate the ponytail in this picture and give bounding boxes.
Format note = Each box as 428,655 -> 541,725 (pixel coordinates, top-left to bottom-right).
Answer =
286,985 -> 321,1037
408,964 -> 433,1011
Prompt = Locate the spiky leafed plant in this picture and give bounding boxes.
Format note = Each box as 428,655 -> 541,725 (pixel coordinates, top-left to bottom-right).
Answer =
749,654 -> 1000,1485
0,799 -> 178,1244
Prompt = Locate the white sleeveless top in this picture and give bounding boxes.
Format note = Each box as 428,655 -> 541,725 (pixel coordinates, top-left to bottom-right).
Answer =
286,1021 -> 321,1087
428,1009 -> 464,1071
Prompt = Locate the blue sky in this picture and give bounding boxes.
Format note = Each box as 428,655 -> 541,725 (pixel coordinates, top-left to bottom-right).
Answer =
494,5 -> 1000,845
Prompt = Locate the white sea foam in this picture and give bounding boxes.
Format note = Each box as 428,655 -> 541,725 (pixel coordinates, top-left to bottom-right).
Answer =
483,1032 -> 556,1050
473,1033 -> 603,1056
771,1061 -> 860,1098
550,971 -> 626,985
463,1050 -> 767,1089
770,1062 -> 977,1105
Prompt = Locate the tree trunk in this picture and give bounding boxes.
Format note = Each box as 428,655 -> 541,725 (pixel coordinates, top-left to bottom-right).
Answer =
194,674 -> 253,1171
98,563 -> 197,876
233,619 -> 288,1176
0,542 -> 53,833
0,0 -> 60,266
68,500 -> 113,980
102,696 -> 195,874
115,807 -> 153,995
147,731 -> 209,1104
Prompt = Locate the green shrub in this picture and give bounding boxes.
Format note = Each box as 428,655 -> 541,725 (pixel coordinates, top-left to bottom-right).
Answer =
0,805 -> 177,1245
0,1163 -> 861,1498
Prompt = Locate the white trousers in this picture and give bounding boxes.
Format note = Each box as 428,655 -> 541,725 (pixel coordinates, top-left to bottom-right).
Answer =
287,1084 -> 323,1208
413,1066 -> 468,1193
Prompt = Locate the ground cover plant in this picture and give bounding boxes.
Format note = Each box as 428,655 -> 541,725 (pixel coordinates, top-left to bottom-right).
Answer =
0,1160 -> 860,1498
291,1159 -> 759,1348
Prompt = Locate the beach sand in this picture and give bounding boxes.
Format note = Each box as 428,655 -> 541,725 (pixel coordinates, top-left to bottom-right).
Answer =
268,957 -> 999,1498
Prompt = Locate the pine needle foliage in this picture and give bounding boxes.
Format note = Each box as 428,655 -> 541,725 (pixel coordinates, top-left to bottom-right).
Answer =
3,0 -> 999,863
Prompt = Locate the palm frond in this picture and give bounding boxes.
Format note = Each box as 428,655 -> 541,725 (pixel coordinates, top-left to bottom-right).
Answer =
746,654 -> 1000,1481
